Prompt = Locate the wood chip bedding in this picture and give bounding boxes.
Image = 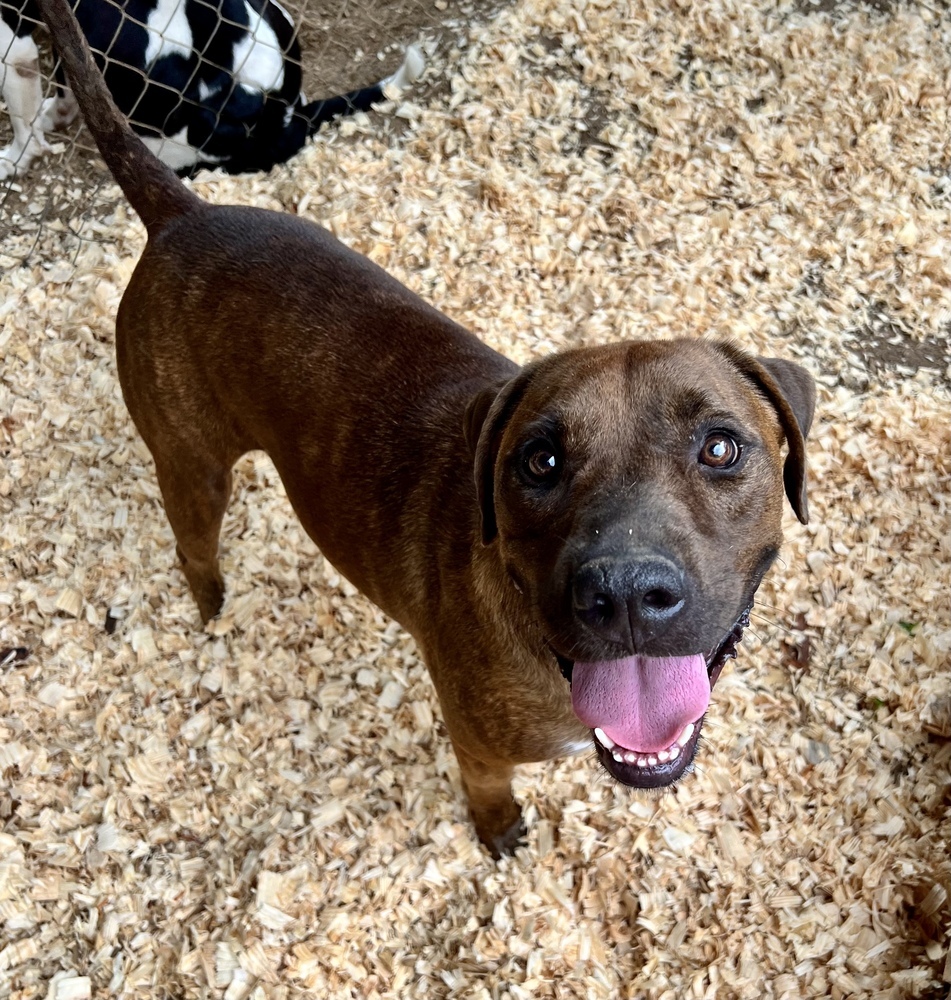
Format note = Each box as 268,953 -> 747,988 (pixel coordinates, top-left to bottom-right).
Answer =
1,0 -> 949,997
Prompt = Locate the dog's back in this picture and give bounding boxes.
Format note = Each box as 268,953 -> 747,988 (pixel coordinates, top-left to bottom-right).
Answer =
35,0 -> 510,625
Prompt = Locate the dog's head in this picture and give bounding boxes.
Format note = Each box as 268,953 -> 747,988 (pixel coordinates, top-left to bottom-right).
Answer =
465,338 -> 815,788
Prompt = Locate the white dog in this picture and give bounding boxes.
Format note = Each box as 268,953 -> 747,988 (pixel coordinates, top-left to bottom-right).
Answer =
0,0 -> 423,178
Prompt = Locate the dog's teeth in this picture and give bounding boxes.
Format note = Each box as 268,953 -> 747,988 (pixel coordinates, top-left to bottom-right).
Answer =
677,722 -> 695,747
594,727 -> 614,750
606,736 -> 682,768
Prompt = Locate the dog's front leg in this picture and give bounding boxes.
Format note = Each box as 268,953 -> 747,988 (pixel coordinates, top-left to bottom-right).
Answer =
451,741 -> 525,859
0,27 -> 51,178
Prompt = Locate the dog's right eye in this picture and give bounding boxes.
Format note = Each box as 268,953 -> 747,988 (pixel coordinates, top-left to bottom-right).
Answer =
522,443 -> 560,484
699,432 -> 741,469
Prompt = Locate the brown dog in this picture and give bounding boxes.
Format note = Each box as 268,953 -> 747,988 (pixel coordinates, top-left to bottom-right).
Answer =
39,0 -> 815,856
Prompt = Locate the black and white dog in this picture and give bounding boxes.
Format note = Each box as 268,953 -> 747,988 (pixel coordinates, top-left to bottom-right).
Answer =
0,0 -> 423,178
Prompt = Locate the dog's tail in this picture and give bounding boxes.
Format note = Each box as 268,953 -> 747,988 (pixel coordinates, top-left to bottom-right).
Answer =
34,0 -> 201,236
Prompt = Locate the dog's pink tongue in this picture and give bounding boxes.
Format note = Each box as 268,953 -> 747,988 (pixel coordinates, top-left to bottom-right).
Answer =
571,655 -> 710,753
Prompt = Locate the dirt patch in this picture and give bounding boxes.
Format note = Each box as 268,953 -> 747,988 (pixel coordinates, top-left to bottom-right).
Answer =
848,308 -> 951,383
795,0 -> 895,13
288,0 -> 508,98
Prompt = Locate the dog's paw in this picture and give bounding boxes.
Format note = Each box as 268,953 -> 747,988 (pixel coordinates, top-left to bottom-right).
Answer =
38,94 -> 79,132
484,815 -> 527,860
472,801 -> 527,860
382,44 -> 426,97
0,134 -> 50,179
194,581 -> 226,627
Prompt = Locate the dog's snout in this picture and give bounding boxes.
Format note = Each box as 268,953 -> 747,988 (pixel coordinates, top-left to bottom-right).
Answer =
572,554 -> 687,648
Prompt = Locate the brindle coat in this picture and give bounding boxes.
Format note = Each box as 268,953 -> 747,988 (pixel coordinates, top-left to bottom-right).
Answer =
38,0 -> 815,856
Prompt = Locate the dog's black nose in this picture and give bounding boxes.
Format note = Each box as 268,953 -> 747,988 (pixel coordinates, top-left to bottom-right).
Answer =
572,555 -> 687,648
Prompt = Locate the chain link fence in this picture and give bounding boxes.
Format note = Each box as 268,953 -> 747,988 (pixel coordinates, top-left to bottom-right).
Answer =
0,0 -> 500,265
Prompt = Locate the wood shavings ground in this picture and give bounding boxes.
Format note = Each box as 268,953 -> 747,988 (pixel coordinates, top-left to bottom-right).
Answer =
1,0 -> 950,997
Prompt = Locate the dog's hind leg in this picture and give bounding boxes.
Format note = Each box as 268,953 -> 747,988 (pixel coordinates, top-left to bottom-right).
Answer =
0,24 -> 51,178
152,453 -> 234,625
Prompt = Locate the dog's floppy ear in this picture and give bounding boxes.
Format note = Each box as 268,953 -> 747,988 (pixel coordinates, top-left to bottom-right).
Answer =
717,343 -> 816,524
752,356 -> 817,525
464,370 -> 532,545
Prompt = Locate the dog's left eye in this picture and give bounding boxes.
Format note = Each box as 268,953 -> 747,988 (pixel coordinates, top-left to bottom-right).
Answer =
699,432 -> 741,469
523,444 -> 560,483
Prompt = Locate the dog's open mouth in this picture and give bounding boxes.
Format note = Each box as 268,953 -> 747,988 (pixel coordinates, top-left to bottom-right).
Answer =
556,605 -> 751,789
